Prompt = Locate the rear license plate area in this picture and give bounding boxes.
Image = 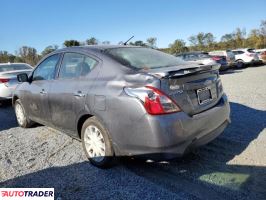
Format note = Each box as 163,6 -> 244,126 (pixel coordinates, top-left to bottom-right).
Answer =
196,87 -> 212,105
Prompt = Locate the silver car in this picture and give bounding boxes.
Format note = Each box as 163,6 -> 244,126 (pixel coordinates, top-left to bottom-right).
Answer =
13,46 -> 230,168
0,63 -> 33,103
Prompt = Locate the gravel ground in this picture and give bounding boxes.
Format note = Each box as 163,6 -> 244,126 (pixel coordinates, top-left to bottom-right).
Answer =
0,65 -> 265,200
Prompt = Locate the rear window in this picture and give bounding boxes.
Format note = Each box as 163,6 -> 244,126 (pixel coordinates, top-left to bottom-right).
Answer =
184,53 -> 211,61
232,51 -> 244,55
196,53 -> 211,59
0,64 -> 32,72
105,47 -> 186,69
209,51 -> 224,56
247,49 -> 256,53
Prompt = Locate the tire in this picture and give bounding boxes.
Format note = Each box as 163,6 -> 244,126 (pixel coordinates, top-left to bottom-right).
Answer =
81,116 -> 114,168
236,60 -> 245,68
14,99 -> 34,128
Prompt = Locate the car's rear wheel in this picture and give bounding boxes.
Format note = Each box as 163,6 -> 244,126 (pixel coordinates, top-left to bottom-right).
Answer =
236,60 -> 245,68
81,117 -> 114,168
14,99 -> 34,128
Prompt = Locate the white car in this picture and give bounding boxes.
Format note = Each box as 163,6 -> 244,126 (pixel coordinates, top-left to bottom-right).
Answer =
232,48 -> 260,68
0,63 -> 33,104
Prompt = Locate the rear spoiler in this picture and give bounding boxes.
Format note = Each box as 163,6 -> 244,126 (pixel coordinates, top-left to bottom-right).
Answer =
147,64 -> 220,78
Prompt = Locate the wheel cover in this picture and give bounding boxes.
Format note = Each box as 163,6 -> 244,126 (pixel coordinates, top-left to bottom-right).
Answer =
237,61 -> 243,68
84,125 -> 106,162
15,103 -> 25,125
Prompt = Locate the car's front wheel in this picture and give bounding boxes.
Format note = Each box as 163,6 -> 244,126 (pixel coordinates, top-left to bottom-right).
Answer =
81,117 -> 114,168
236,60 -> 245,68
14,99 -> 34,128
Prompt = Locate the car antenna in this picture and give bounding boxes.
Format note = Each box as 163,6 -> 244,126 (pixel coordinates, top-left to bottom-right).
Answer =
123,36 -> 134,45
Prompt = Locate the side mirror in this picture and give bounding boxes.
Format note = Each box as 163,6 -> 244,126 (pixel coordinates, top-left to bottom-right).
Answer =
17,73 -> 29,82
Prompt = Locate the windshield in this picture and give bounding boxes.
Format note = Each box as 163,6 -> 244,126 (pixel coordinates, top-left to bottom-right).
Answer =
0,64 -> 32,72
105,47 -> 186,69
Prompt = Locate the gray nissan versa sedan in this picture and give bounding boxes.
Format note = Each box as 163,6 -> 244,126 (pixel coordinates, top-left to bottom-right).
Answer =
13,45 -> 230,168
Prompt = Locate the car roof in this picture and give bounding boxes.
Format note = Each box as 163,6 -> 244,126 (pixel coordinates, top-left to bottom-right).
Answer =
54,45 -> 143,54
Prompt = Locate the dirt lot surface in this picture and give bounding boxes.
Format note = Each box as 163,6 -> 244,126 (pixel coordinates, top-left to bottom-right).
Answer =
0,65 -> 265,200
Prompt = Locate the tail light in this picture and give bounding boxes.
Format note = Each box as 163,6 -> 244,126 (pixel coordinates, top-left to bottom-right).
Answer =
124,86 -> 181,115
211,56 -> 221,61
0,78 -> 10,84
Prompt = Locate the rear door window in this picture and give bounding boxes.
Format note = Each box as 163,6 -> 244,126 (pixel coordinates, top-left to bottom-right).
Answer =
82,56 -> 98,76
59,53 -> 98,79
59,53 -> 84,79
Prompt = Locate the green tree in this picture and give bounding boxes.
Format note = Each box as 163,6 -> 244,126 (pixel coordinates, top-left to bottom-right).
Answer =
64,40 -> 80,47
129,40 -> 147,46
41,45 -> 59,57
0,51 -> 10,63
260,20 -> 266,47
188,35 -> 198,50
204,33 -> 215,50
196,32 -> 205,49
188,32 -> 216,51
146,37 -> 157,48
86,37 -> 98,45
234,28 -> 246,48
17,46 -> 40,66
220,33 -> 236,49
169,39 -> 188,54
246,29 -> 264,49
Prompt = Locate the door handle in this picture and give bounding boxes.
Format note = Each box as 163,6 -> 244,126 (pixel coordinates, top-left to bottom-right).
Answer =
74,91 -> 85,98
40,89 -> 47,95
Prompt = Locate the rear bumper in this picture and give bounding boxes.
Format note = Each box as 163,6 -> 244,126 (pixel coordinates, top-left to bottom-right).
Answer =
0,84 -> 14,99
253,60 -> 263,65
244,58 -> 260,65
114,94 -> 230,159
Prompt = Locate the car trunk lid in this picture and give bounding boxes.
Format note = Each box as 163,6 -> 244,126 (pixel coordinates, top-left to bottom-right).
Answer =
0,69 -> 32,86
147,64 -> 223,116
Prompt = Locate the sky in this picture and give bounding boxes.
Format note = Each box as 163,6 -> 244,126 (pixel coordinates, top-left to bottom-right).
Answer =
1,0 -> 266,53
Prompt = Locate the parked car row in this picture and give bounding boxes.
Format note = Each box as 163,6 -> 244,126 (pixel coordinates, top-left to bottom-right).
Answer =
176,48 -> 265,70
